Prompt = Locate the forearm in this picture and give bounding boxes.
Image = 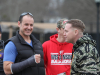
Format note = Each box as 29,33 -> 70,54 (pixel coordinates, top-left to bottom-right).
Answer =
4,54 -> 41,74
12,60 -> 30,74
4,58 -> 35,75
12,55 -> 36,74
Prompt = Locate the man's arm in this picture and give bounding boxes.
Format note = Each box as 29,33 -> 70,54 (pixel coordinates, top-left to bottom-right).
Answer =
72,45 -> 99,75
3,41 -> 17,75
3,41 -> 41,74
3,54 -> 41,75
3,61 -> 13,74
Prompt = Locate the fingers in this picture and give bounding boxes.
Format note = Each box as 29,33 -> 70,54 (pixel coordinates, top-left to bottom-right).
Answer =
34,54 -> 41,63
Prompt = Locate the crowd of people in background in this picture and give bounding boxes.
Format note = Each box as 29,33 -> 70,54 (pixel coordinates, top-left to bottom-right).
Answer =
0,12 -> 99,75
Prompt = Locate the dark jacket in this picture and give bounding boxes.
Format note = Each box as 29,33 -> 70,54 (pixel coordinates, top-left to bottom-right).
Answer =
5,31 -> 45,75
71,34 -> 100,75
0,40 -> 5,75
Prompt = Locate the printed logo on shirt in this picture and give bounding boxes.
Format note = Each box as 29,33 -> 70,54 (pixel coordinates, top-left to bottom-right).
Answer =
51,50 -> 72,65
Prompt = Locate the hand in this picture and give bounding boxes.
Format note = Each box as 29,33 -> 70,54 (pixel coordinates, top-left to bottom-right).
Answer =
34,54 -> 41,63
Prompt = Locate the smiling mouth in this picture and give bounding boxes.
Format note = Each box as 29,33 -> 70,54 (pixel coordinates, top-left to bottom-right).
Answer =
26,29 -> 31,32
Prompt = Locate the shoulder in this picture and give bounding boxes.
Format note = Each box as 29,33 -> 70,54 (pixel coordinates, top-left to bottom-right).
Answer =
74,43 -> 97,56
4,41 -> 17,56
42,40 -> 51,46
5,41 -> 16,48
66,43 -> 73,47
4,36 -> 17,46
82,43 -> 97,53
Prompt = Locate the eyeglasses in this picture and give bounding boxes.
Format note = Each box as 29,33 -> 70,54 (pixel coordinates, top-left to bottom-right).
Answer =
19,12 -> 33,21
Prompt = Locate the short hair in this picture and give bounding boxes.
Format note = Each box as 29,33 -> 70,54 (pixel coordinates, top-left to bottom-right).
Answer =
67,19 -> 85,32
19,12 -> 33,23
57,19 -> 68,29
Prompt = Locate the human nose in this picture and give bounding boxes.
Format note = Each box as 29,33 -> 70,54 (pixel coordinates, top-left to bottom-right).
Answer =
28,25 -> 32,29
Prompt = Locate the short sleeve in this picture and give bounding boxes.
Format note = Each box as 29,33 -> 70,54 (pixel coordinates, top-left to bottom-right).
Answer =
3,41 -> 18,63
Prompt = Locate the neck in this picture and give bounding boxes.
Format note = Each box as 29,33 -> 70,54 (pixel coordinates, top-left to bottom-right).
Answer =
56,34 -> 65,42
19,32 -> 31,43
73,33 -> 83,44
24,36 -> 31,43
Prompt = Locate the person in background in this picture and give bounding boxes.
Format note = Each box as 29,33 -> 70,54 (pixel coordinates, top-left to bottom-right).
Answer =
3,12 -> 45,75
64,19 -> 100,75
42,19 -> 73,75
0,25 -> 5,75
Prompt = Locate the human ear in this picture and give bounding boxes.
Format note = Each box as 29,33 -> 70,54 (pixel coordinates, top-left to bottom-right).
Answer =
18,21 -> 21,27
74,29 -> 78,35
56,28 -> 59,32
